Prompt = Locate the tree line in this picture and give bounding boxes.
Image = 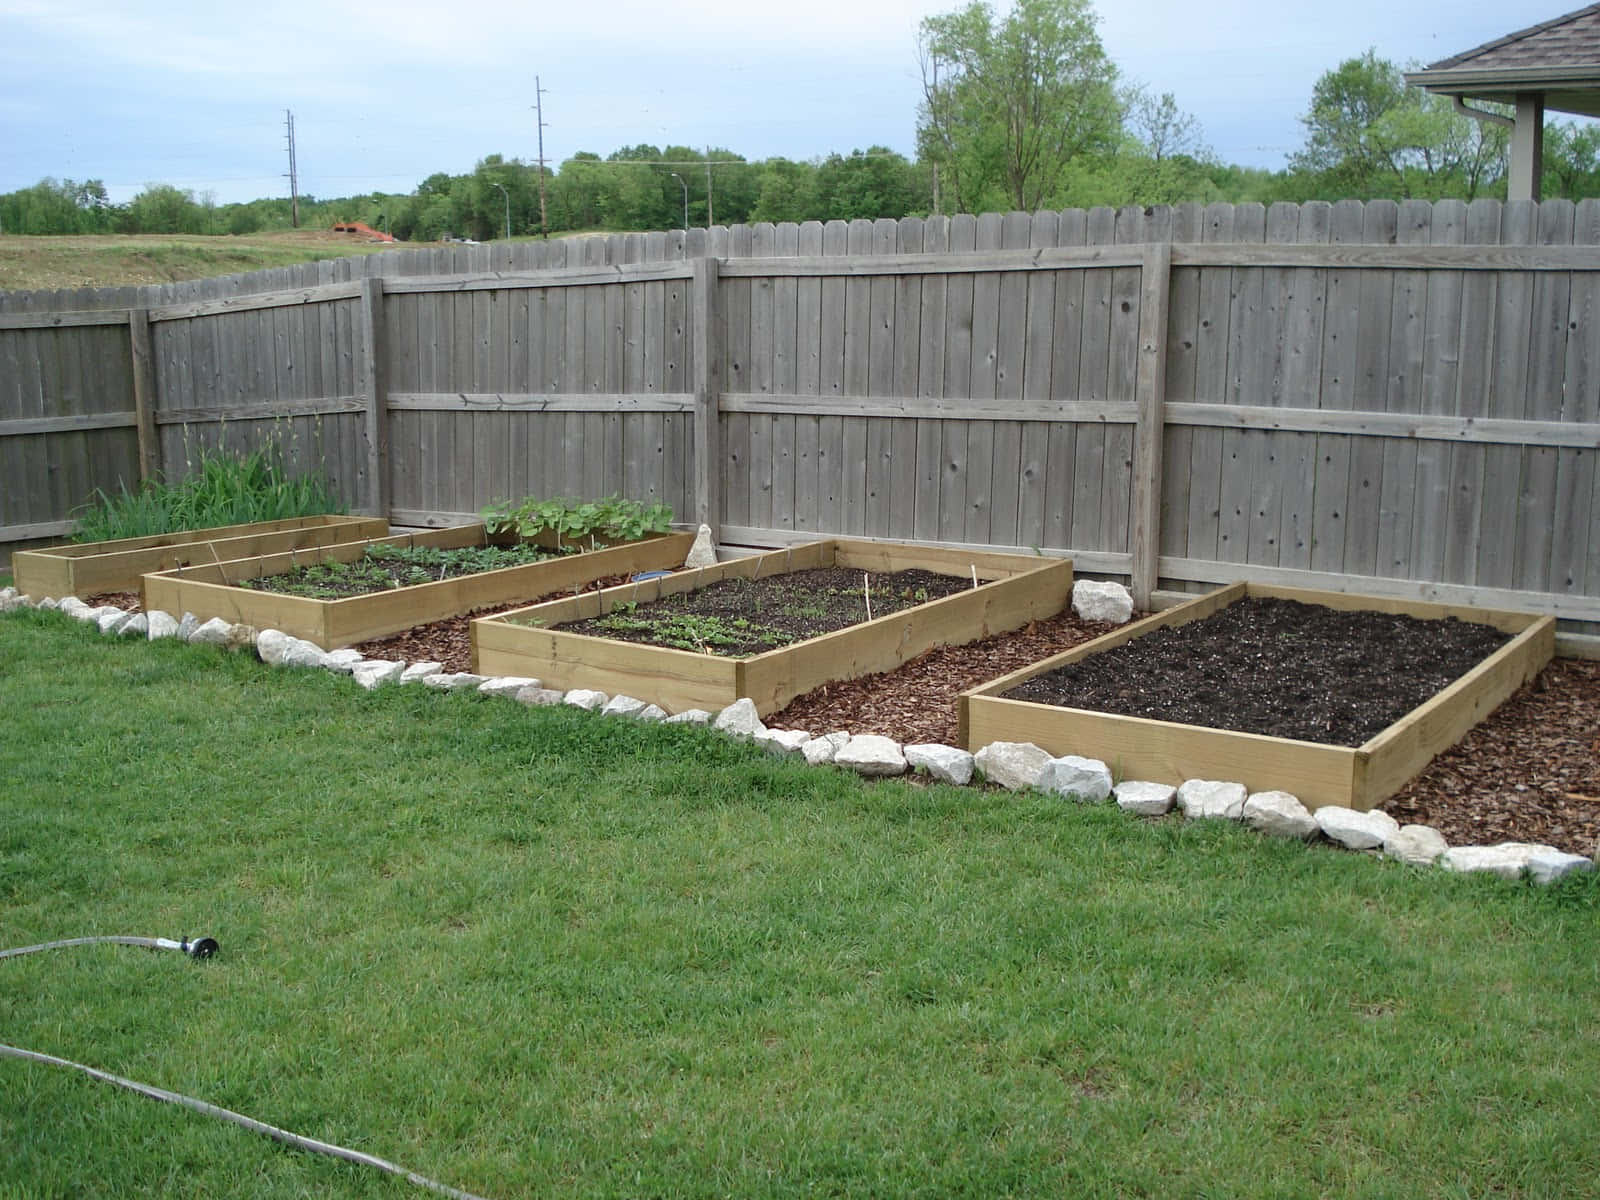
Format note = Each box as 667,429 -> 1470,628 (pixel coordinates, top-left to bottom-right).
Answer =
5,0 -> 1600,242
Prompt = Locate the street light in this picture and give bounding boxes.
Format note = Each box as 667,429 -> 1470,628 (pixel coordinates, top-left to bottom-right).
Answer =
669,172 -> 689,236
489,181 -> 510,241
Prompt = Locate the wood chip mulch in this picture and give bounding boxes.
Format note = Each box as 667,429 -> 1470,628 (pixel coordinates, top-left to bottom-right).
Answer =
1386,658 -> 1600,857
768,610 -> 1113,746
79,586 -> 1600,857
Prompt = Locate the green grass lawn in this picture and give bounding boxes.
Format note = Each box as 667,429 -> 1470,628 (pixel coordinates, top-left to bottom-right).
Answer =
2,608 -> 1597,1198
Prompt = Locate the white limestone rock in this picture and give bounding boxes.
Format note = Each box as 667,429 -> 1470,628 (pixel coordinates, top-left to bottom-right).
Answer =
145,610 -> 180,640
835,734 -> 907,777
1114,780 -> 1177,816
757,728 -> 813,755
801,737 -> 842,766
424,672 -> 489,691
637,703 -> 668,722
1242,790 -> 1318,839
322,648 -> 365,674
479,676 -> 541,699
1315,806 -> 1401,851
905,743 -> 975,787
1446,841 -> 1600,885
1176,779 -> 1248,821
663,708 -> 713,726
95,607 -> 130,634
515,686 -> 566,707
0,586 -> 14,601
352,659 -> 405,690
283,639 -> 331,670
1527,847 -> 1596,885
256,629 -> 295,666
712,697 -> 765,740
974,741 -> 1053,791
188,617 -> 235,646
58,597 -> 93,619
1038,755 -> 1113,802
38,597 -> 59,611
1384,824 -> 1449,867
117,613 -> 149,638
1441,844 -> 1539,881
177,612 -> 199,641
563,688 -> 608,710
399,661 -> 445,684
684,523 -> 718,569
601,694 -> 649,718
1071,579 -> 1134,625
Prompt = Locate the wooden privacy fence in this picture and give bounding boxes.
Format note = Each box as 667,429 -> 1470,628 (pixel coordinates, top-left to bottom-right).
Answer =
3,198 -> 1599,631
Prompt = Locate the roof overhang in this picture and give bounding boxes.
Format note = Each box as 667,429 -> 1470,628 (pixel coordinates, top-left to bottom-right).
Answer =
1404,64 -> 1600,117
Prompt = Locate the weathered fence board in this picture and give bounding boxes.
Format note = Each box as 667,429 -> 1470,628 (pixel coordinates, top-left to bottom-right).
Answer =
4,201 -> 1599,634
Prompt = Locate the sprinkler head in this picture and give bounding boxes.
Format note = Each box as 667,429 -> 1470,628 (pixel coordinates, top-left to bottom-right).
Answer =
182,937 -> 219,960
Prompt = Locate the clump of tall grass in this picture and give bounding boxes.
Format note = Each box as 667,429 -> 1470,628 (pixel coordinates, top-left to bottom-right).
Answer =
72,446 -> 344,542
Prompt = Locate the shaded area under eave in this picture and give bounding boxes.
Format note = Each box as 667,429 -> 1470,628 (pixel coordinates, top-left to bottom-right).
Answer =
1405,3 -> 1600,200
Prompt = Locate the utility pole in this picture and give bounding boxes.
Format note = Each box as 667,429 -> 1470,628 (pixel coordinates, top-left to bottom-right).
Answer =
284,109 -> 299,228
533,77 -> 549,239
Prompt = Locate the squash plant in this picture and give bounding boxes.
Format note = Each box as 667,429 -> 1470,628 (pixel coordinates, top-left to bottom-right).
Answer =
480,494 -> 673,546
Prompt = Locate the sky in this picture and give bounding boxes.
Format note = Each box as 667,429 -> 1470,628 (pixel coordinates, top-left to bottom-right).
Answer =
0,0 -> 1585,206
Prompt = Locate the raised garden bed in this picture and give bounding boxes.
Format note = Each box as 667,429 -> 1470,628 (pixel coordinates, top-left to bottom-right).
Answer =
473,539 -> 1073,716
143,525 -> 694,650
11,514 -> 388,600
960,582 -> 1555,812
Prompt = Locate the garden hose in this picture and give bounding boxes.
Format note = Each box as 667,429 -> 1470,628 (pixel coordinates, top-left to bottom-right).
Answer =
1,934 -> 493,1200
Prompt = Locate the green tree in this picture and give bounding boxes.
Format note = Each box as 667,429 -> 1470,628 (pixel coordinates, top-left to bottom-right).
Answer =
917,0 -> 1121,213
119,184 -> 211,234
1541,120 -> 1600,199
1290,50 -> 1507,200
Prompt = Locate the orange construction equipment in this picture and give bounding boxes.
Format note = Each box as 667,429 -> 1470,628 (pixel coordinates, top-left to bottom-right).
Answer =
331,221 -> 395,243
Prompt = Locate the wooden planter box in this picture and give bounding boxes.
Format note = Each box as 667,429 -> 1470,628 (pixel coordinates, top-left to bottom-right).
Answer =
143,526 -> 695,650
12,515 -> 388,600
473,538 -> 1074,716
960,582 -> 1556,812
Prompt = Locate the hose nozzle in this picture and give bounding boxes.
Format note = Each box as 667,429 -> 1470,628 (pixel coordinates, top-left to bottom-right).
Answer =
152,936 -> 219,959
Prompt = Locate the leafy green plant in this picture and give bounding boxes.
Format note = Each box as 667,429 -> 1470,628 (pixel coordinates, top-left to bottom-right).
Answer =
242,541 -> 559,598
71,445 -> 343,542
589,607 -> 800,654
481,494 -> 673,546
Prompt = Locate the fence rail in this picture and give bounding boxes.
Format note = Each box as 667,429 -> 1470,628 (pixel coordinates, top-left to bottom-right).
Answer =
4,199 -> 1598,631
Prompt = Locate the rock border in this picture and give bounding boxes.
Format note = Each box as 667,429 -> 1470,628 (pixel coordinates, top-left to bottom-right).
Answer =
4,585 -> 1595,886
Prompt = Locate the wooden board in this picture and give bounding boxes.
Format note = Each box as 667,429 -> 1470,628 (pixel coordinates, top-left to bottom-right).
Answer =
142,529 -> 694,649
960,581 -> 1553,811
12,514 -> 387,599
473,538 -> 1072,716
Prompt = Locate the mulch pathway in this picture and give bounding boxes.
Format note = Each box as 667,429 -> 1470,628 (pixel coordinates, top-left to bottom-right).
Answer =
84,587 -> 1600,857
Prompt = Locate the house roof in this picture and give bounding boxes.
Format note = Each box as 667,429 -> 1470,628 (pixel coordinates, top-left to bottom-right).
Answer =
1427,3 -> 1600,70
1406,3 -> 1600,116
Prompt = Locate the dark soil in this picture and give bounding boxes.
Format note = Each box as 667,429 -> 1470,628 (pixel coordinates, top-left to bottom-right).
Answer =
1002,597 -> 1511,747
556,567 -> 970,657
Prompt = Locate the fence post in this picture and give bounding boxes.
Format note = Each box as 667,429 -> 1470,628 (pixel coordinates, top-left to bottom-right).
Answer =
127,308 -> 162,483
1129,241 -> 1171,610
358,277 -> 390,520
692,255 -> 723,534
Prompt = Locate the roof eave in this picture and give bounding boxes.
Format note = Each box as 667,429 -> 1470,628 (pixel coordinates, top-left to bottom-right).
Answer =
1405,64 -> 1600,92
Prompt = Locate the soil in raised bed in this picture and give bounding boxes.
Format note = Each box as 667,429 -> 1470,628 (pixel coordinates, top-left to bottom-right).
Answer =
240,542 -> 562,600
1000,597 -> 1511,747
554,567 -> 971,657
